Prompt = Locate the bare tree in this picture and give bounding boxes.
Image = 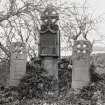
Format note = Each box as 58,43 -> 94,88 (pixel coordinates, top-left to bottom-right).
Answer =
0,0 -> 44,59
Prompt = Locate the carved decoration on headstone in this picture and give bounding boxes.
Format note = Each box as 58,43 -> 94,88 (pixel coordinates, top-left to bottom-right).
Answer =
9,42 -> 27,86
72,40 -> 92,60
10,42 -> 26,58
40,4 -> 59,33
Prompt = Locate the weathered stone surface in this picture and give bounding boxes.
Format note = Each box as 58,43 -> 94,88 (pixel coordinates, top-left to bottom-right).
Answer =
41,57 -> 58,92
72,40 -> 92,89
72,59 -> 91,89
42,57 -> 58,79
39,32 -> 59,57
9,42 -> 27,86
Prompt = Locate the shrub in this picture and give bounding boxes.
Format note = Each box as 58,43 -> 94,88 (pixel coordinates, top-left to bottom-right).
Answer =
18,57 -> 58,100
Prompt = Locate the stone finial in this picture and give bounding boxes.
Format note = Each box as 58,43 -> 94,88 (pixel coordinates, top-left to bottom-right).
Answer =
40,4 -> 59,33
41,4 -> 59,25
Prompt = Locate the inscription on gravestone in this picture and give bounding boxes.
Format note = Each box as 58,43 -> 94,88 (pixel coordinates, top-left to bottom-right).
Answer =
40,32 -> 58,56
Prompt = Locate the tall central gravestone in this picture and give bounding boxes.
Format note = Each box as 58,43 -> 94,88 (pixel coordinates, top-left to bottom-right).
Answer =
72,40 -> 92,89
9,42 -> 27,86
39,5 -> 60,80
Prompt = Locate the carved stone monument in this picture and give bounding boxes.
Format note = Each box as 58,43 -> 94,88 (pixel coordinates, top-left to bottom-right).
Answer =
9,42 -> 27,86
39,5 -> 60,80
72,40 -> 92,89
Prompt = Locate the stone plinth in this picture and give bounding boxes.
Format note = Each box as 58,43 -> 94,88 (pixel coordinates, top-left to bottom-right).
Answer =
72,59 -> 90,89
41,57 -> 58,92
42,57 -> 58,79
72,40 -> 92,89
9,42 -> 27,86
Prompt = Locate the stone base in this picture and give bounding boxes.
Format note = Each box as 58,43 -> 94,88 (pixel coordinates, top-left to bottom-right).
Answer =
72,59 -> 90,89
42,57 -> 58,79
41,57 -> 58,92
9,80 -> 20,87
72,80 -> 90,89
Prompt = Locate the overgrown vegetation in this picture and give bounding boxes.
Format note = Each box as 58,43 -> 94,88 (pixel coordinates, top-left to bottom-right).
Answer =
17,58 -> 105,104
18,57 -> 58,99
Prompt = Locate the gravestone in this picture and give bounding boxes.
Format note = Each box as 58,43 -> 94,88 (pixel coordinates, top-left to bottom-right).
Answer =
72,40 -> 92,89
9,42 -> 27,86
39,5 -> 60,80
